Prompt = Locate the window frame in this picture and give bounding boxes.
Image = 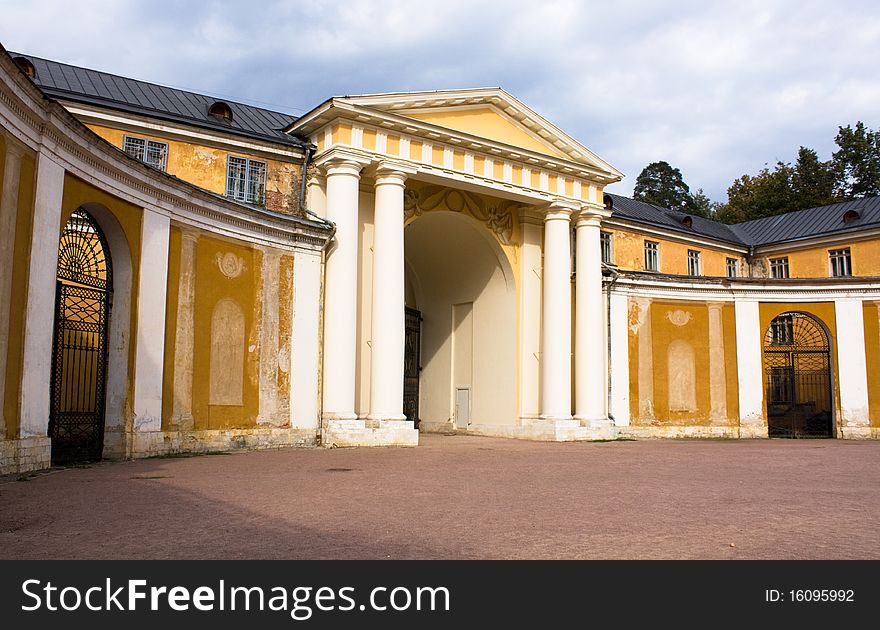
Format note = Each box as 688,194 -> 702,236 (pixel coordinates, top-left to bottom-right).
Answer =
123,134 -> 168,171
226,155 -> 268,206
726,257 -> 738,278
600,231 -> 614,265
769,257 -> 790,279
687,249 -> 702,276
828,248 -> 852,277
644,240 -> 660,272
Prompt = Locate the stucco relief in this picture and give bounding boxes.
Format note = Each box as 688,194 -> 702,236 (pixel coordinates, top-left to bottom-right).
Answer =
209,298 -> 245,406
666,310 -> 692,327
216,252 -> 245,278
403,185 -> 519,246
631,298 -> 655,419
667,339 -> 697,412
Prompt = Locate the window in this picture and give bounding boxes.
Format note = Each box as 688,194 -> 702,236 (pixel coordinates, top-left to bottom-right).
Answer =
770,315 -> 794,345
123,135 -> 168,171
226,156 -> 267,205
726,257 -> 738,278
687,250 -> 701,276
769,257 -> 789,279
600,231 -> 613,264
644,241 -> 659,272
829,248 -> 852,277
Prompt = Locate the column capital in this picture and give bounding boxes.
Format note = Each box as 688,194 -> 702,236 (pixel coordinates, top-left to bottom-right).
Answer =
544,199 -> 579,221
314,148 -> 372,177
3,137 -> 28,160
576,202 -> 612,225
374,160 -> 417,187
179,226 -> 200,244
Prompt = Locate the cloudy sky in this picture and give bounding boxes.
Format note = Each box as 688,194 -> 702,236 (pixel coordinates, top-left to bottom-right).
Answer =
1,0 -> 878,200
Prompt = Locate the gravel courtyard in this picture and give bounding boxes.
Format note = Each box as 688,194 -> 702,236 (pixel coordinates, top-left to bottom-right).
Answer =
2,434 -> 878,559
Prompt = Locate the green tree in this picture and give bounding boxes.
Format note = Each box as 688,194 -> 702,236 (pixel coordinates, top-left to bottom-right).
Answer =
685,188 -> 718,219
791,146 -> 837,208
833,121 -> 880,198
633,161 -> 693,211
718,162 -> 797,223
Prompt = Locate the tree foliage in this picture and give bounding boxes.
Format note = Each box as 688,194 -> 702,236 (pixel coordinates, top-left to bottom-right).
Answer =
833,122 -> 880,198
633,161 -> 693,212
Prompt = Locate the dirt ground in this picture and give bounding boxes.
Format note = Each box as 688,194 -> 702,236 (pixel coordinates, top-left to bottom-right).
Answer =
2,434 -> 879,559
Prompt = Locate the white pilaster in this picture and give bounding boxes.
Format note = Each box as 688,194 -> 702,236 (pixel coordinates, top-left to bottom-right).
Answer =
541,201 -> 575,420
132,208 -> 170,432
0,141 -> 24,435
290,250 -> 322,430
18,151 -> 64,438
518,211 -> 543,421
609,291 -> 630,426
835,298 -> 870,431
319,150 -> 370,421
574,211 -> 607,424
257,248 -> 284,425
171,228 -> 198,430
734,299 -> 766,437
368,161 -> 415,421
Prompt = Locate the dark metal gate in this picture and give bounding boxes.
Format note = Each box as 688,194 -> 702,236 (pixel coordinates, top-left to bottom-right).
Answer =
404,307 -> 421,428
763,312 -> 833,438
49,209 -> 112,464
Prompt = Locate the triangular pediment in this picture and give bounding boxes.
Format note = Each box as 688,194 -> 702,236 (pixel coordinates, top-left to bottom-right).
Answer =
291,88 -> 622,181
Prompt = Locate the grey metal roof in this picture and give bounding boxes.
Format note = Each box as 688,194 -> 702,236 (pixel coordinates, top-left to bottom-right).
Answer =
12,52 -> 306,148
607,194 -> 746,246
607,193 -> 880,248
730,197 -> 880,245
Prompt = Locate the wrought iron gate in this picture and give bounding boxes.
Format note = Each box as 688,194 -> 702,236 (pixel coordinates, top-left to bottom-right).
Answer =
404,307 -> 421,428
763,312 -> 833,438
49,209 -> 112,464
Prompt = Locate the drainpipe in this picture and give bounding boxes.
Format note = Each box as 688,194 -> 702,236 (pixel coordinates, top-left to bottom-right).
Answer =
604,264 -> 621,424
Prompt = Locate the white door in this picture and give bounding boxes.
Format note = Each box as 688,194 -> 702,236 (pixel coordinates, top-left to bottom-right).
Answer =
455,387 -> 471,429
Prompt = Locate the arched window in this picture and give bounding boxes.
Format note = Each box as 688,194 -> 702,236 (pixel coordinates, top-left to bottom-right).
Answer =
208,101 -> 234,121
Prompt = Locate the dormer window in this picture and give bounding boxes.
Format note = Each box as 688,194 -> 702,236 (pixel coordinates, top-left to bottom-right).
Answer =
13,57 -> 36,79
208,101 -> 234,121
843,209 -> 860,224
681,216 -> 693,228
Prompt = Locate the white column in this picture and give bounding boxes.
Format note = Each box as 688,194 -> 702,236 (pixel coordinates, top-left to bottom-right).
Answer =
574,211 -> 606,423
290,250 -> 322,430
734,299 -> 765,437
320,152 -> 369,421
609,290 -> 630,426
171,228 -> 198,430
541,202 -> 575,420
18,151 -> 64,438
707,301 -> 728,424
835,298 -> 870,431
132,208 -> 170,432
368,162 -> 414,421
0,141 -> 24,435
518,211 -> 543,421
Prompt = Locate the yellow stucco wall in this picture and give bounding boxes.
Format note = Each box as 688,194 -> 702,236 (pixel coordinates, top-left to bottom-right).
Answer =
758,302 -> 840,424
627,299 -> 739,427
863,302 -> 880,428
2,145 -> 37,438
404,107 -> 570,160
191,236 -> 260,429
605,228 -> 745,277
759,238 -> 880,278
85,124 -> 302,215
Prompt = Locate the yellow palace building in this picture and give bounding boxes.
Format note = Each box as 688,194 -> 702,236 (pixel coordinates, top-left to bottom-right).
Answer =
2,46 -> 879,474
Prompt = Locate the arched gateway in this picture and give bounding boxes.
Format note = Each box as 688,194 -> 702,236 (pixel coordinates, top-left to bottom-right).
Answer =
763,312 -> 834,438
48,208 -> 113,463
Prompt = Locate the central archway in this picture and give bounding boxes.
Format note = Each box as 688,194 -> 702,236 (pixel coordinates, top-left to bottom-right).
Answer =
763,311 -> 834,438
404,211 -> 517,432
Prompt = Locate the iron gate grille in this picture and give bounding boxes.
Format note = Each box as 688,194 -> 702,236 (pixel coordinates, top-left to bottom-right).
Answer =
404,307 -> 421,427
49,209 -> 112,464
763,312 -> 832,438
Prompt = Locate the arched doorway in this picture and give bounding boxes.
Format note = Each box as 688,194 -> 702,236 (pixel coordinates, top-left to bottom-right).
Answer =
49,208 -> 113,463
763,312 -> 834,438
404,211 -> 517,432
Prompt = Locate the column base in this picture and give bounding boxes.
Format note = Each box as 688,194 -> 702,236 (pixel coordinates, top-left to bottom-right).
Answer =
322,419 -> 418,448
839,425 -> 877,440
739,422 -> 769,439
523,417 -> 618,441
0,436 -> 52,475
366,413 -> 408,422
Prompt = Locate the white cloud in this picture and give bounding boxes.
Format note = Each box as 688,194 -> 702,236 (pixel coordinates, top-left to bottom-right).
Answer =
1,0 -> 878,200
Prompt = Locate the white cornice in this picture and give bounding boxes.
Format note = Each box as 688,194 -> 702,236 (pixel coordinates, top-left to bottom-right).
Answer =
752,225 -> 880,255
602,217 -> 749,255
